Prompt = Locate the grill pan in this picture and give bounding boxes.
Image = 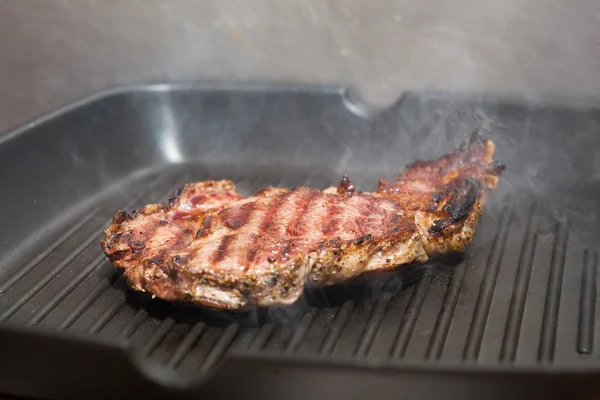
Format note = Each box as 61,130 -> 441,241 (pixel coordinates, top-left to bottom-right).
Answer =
1,84 -> 600,399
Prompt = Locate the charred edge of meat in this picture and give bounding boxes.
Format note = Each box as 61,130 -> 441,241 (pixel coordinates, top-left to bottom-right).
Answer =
445,179 -> 481,220
429,189 -> 447,211
113,210 -> 132,224
108,249 -> 129,263
100,238 -> 112,250
337,174 -> 355,195
490,160 -> 506,175
168,187 -> 183,207
428,179 -> 481,235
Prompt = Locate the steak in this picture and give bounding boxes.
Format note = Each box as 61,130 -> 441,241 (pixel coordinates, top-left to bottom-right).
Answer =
101,130 -> 504,311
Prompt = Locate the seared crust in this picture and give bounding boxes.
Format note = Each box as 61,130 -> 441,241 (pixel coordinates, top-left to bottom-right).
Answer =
102,186 -> 424,310
101,130 -> 504,311
375,130 -> 504,255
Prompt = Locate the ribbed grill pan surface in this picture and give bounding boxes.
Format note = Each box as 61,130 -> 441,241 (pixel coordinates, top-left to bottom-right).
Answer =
0,85 -> 599,399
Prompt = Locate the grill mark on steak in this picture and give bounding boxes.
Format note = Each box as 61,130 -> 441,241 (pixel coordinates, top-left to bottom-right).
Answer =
287,189 -> 318,237
302,194 -> 330,239
257,193 -> 289,236
276,190 -> 304,237
249,192 -> 298,265
322,198 -> 345,235
222,202 -> 254,230
348,195 -> 382,236
223,202 -> 269,268
204,201 -> 260,267
244,234 -> 263,264
214,234 -> 234,262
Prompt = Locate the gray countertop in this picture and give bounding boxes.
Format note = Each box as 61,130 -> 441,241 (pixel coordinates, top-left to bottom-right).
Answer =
1,0 -> 599,133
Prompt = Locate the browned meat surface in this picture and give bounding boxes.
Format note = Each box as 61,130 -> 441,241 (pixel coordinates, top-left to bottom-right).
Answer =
101,130 -> 504,311
375,130 -> 504,257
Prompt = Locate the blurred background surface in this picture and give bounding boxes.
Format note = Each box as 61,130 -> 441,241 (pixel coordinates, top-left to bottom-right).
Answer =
1,0 -> 599,133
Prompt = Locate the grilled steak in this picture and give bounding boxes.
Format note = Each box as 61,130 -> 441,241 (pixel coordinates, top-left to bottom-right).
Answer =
101,130 -> 504,310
